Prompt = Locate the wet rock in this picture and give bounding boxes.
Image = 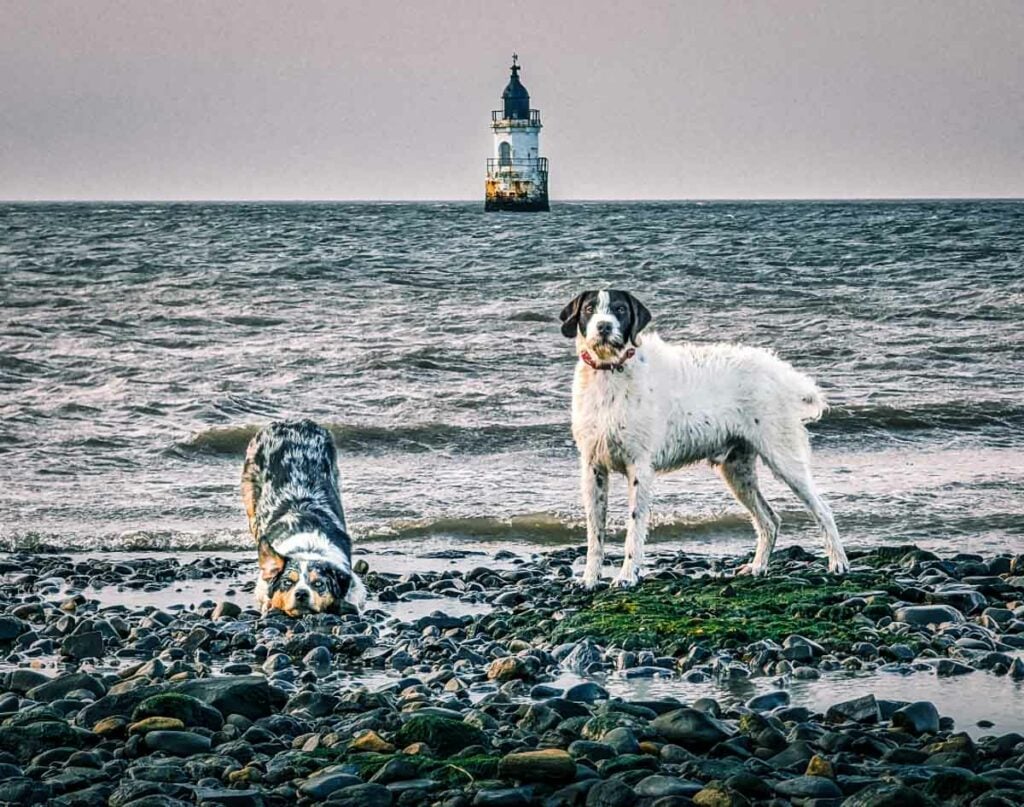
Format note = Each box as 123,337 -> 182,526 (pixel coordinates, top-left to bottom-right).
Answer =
350,729 -> 395,753
132,692 -> 225,731
773,775 -> 842,799
143,729 -> 213,755
692,781 -> 749,807
473,788 -> 532,807
585,779 -> 636,807
634,774 -> 701,798
499,748 -> 576,783
76,684 -> 163,728
745,690 -> 789,712
327,783 -> 393,807
565,682 -> 609,703
0,616 -> 30,642
651,708 -> 733,749
892,701 -> 940,735
934,659 -> 975,676
297,771 -> 363,800
0,719 -> 90,763
893,604 -> 965,626
60,631 -> 104,660
394,714 -> 488,757
826,694 -> 880,724
172,676 -> 286,720
26,672 -> 106,702
486,656 -> 537,682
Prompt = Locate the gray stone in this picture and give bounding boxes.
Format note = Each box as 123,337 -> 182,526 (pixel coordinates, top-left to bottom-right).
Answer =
651,707 -> 733,749
634,774 -> 699,798
61,631 -> 103,660
773,775 -> 842,799
892,701 -> 940,735
326,783 -> 392,807
826,694 -> 880,724
893,604 -> 965,626
585,779 -> 636,807
27,672 -> 106,702
565,682 -> 609,703
143,730 -> 213,756
745,690 -> 790,712
172,676 -> 286,720
299,771 -> 362,799
472,788 -> 531,807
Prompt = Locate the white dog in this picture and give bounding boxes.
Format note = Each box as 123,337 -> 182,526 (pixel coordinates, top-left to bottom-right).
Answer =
559,289 -> 849,587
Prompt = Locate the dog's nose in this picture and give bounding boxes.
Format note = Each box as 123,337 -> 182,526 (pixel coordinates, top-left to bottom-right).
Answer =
294,588 -> 310,603
597,321 -> 613,336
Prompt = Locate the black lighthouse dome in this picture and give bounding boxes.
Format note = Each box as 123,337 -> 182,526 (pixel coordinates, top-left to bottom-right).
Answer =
502,55 -> 530,120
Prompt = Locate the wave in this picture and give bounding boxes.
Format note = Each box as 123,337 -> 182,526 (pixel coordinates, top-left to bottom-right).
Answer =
172,421 -> 569,457
814,400 -> 1024,435
172,400 -> 1023,459
0,512 -> 759,553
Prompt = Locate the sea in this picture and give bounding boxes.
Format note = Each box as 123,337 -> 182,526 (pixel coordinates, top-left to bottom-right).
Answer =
1,200 -> 1021,559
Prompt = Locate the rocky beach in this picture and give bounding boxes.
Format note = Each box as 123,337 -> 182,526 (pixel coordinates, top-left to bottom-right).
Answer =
1,545 -> 1023,807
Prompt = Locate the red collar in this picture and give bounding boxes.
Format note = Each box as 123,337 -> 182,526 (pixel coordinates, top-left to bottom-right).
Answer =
580,348 -> 636,372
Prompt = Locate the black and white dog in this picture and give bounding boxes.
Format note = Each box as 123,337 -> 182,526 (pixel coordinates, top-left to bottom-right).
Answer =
242,420 -> 366,615
560,289 -> 849,587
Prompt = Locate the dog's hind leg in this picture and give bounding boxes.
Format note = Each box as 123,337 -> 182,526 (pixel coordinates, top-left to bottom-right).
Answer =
718,447 -> 780,576
581,463 -> 609,589
763,445 -> 850,575
616,462 -> 654,587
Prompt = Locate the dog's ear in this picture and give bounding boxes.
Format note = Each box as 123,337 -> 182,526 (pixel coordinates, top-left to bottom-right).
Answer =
625,292 -> 652,346
559,291 -> 590,338
258,540 -> 286,581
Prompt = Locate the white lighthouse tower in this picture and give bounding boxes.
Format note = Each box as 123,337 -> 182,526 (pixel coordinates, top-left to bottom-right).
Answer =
485,55 -> 549,212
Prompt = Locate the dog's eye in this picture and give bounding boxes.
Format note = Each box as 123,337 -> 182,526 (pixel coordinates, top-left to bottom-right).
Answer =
280,578 -> 293,589
613,305 -> 626,314
312,579 -> 326,591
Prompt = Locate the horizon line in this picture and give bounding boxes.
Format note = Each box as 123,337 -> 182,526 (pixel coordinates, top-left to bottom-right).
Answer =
2,195 -> 1023,204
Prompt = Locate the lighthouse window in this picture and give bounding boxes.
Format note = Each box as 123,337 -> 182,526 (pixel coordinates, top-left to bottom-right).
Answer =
499,142 -> 512,166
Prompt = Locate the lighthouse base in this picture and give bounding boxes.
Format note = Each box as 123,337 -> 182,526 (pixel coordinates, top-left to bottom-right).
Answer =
484,178 -> 549,212
484,196 -> 550,212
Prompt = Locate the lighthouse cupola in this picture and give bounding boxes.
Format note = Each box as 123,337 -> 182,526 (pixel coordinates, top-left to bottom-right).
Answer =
485,55 -> 550,212
502,61 -> 531,120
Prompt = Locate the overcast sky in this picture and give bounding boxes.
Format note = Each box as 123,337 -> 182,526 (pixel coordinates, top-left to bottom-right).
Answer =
2,0 -> 1022,200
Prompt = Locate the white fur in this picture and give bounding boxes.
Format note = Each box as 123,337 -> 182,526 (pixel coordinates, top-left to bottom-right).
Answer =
571,330 -> 849,586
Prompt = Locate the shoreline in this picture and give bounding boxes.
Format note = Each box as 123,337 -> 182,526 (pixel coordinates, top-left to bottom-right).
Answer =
1,544 -> 1022,805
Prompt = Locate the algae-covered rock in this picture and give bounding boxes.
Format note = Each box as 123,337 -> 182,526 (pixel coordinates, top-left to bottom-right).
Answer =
499,749 -> 581,782
393,714 -> 488,757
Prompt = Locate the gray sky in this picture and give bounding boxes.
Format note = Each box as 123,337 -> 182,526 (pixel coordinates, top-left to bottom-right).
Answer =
2,0 -> 1022,200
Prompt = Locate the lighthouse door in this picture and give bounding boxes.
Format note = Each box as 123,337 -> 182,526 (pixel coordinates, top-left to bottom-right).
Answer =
498,142 -> 512,167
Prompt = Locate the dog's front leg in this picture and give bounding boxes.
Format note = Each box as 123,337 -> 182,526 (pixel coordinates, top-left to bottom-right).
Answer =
581,463 -> 609,589
617,462 -> 654,587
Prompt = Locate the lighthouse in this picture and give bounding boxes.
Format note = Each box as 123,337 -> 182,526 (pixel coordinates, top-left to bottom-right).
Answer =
485,55 -> 550,212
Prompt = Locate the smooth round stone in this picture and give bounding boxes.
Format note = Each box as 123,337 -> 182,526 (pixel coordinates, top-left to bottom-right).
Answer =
298,771 -> 362,799
773,775 -> 843,799
143,730 -> 212,756
746,690 -> 790,712
564,682 -> 609,703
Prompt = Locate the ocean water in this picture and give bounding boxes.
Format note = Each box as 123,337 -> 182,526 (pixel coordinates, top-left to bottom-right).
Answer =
1,200 -> 1022,558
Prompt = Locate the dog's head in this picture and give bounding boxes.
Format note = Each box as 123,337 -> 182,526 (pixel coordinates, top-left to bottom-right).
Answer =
559,289 -> 652,359
258,540 -> 355,616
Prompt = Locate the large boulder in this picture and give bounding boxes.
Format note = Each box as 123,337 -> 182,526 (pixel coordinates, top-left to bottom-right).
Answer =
171,676 -> 286,721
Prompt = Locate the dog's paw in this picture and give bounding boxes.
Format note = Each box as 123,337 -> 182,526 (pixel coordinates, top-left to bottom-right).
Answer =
828,557 -> 851,575
612,568 -> 641,588
578,573 -> 602,591
736,562 -> 768,577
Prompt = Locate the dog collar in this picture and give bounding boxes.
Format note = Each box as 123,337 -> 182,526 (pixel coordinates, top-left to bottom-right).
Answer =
580,348 -> 636,373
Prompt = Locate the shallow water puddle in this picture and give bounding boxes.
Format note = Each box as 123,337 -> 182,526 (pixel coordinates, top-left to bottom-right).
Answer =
553,665 -> 1024,738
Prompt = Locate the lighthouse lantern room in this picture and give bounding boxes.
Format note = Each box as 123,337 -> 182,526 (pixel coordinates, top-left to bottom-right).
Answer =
485,55 -> 550,212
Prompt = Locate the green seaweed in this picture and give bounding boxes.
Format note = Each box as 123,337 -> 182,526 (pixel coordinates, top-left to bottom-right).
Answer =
544,574 -> 882,652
